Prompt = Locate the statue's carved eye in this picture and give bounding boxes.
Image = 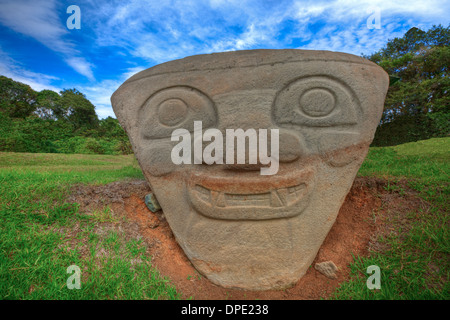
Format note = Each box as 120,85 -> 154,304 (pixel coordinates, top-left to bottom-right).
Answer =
273,76 -> 360,127
299,88 -> 335,117
139,86 -> 217,139
158,98 -> 188,127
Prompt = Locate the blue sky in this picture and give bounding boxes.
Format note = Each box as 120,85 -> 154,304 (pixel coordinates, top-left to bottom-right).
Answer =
0,0 -> 448,118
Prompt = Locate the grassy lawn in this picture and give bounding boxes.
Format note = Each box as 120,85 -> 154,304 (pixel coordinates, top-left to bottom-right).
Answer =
333,137 -> 449,299
0,153 -> 179,299
0,138 -> 448,300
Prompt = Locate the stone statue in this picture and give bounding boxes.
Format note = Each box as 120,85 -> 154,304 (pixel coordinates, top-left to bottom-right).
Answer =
111,49 -> 389,290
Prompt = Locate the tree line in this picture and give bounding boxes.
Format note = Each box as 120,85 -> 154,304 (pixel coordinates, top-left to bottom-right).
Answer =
366,24 -> 449,146
0,79 -> 131,154
0,24 -> 448,154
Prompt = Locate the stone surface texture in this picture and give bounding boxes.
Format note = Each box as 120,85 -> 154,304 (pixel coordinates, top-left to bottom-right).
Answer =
315,261 -> 339,279
111,49 -> 389,290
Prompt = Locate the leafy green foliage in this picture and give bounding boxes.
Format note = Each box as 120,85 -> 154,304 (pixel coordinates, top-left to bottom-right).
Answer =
0,75 -> 37,118
59,88 -> 99,130
367,25 -> 450,146
0,76 -> 131,155
35,90 -> 60,120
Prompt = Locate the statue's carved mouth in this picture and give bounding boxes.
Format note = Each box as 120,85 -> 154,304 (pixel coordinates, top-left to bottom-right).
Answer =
187,167 -> 315,220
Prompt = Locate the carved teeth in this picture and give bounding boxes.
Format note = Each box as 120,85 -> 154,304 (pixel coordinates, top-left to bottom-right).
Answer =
216,192 -> 227,207
270,190 -> 284,207
210,190 -> 218,205
276,188 -> 288,206
195,183 -> 307,208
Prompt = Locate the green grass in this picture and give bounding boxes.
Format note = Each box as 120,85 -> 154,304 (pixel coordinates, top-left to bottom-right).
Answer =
0,137 -> 448,300
361,137 -> 449,185
0,152 -> 133,168
332,137 -> 449,300
0,152 -> 179,299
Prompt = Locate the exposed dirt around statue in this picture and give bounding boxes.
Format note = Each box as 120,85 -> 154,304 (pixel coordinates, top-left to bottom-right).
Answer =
68,176 -> 426,299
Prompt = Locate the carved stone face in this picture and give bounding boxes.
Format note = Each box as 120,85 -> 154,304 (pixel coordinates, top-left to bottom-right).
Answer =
111,49 -> 389,290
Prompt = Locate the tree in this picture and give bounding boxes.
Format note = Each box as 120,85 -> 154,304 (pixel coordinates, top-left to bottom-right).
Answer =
59,88 -> 99,130
35,89 -> 62,120
98,116 -> 132,154
0,75 -> 37,118
0,76 -> 132,154
98,116 -> 126,136
365,25 -> 450,146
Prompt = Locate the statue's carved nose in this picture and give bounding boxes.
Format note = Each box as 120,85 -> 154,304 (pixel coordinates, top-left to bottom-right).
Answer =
278,129 -> 306,163
192,128 -> 305,169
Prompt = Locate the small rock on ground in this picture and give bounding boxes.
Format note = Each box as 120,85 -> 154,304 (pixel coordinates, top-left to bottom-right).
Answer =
145,193 -> 161,212
315,261 -> 338,279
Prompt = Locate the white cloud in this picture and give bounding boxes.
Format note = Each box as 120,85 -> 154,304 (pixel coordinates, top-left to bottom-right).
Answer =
86,0 -> 450,64
65,57 -> 95,81
88,0 -> 296,61
291,0 -> 447,23
79,79 -> 121,118
121,66 -> 146,80
132,35 -> 197,63
0,0 -> 95,80
290,0 -> 450,55
0,0 -> 70,53
78,0 -> 449,118
79,66 -> 146,119
95,106 -> 117,119
0,47 -> 60,92
209,23 -> 276,52
2,0 -> 449,119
